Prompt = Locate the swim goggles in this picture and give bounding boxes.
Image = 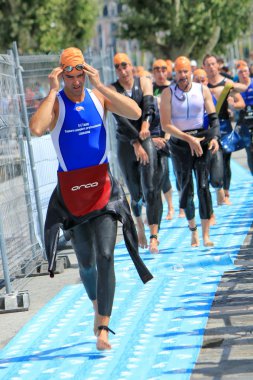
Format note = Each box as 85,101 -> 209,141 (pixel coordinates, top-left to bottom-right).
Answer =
114,62 -> 128,69
174,84 -> 187,101
153,66 -> 167,72
62,64 -> 84,72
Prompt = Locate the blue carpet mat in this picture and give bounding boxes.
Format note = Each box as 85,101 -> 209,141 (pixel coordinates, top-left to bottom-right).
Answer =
0,159 -> 253,380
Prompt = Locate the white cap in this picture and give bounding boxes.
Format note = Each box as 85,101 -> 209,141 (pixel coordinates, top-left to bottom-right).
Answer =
190,60 -> 197,67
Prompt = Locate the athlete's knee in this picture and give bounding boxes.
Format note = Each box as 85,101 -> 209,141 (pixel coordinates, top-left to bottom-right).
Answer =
131,198 -> 142,217
144,189 -> 156,206
99,248 -> 114,262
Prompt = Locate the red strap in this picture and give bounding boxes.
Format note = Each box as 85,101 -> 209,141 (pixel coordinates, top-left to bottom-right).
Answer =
58,163 -> 111,217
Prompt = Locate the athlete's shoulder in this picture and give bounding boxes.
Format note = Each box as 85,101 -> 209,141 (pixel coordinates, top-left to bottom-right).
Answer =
90,88 -> 105,110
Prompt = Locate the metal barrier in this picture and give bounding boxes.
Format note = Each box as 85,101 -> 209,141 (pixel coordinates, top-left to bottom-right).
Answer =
0,44 -> 124,311
0,51 -> 42,311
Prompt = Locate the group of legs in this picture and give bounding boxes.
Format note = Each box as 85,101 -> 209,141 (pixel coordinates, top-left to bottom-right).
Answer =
68,125 -> 239,351
117,137 -> 162,253
117,134 -> 187,253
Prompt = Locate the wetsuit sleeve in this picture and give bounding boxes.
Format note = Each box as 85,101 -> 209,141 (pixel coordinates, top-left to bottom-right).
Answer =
208,112 -> 221,139
142,95 -> 155,123
113,114 -> 140,144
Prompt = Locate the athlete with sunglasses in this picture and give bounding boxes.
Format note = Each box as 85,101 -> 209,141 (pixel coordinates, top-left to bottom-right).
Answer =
151,59 -> 177,221
29,47 -> 153,351
109,53 -> 161,254
203,54 -> 247,205
160,56 -> 220,247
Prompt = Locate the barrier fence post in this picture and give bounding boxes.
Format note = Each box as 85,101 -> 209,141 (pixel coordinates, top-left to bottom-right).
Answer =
0,213 -> 12,294
12,41 -> 45,248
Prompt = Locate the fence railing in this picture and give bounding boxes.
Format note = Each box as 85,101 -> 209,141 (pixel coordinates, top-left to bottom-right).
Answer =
0,43 -> 123,311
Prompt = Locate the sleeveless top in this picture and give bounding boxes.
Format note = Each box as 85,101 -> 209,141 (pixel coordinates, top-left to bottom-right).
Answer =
241,79 -> 253,106
170,82 -> 204,131
208,78 -> 230,120
111,77 -> 143,141
51,88 -> 108,172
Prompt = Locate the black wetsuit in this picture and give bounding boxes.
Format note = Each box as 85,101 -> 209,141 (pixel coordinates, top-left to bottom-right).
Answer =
151,83 -> 172,195
111,77 -> 161,226
44,88 -> 153,318
208,79 -> 232,191
169,83 -> 218,221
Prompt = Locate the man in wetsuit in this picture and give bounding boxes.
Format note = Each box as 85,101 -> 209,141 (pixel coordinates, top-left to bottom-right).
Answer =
110,53 -> 161,254
237,60 -> 253,174
29,47 -> 153,351
203,54 -> 247,204
193,68 -> 223,225
160,56 -> 219,247
151,59 -> 174,220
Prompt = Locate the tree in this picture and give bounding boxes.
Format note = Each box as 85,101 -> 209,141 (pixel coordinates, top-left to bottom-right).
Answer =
118,0 -> 252,60
0,0 -> 99,53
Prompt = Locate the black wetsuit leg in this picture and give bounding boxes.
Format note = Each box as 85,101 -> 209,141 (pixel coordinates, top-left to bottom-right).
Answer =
70,214 -> 117,316
219,119 -> 232,191
140,137 -> 161,225
169,138 -> 195,220
245,129 -> 253,175
193,145 -> 213,219
117,140 -> 142,217
222,150 -> 232,191
161,155 -> 172,194
156,150 -> 167,227
209,148 -> 224,188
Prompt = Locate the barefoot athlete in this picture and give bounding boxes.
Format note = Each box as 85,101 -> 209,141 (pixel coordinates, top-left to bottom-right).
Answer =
29,47 -> 153,351
203,54 -> 246,205
151,59 -> 175,221
160,56 -> 219,247
237,60 -> 253,175
109,53 -> 161,254
193,68 -> 223,226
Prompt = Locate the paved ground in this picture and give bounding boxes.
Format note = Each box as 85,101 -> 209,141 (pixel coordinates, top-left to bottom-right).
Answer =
192,150 -> 253,379
0,150 -> 253,379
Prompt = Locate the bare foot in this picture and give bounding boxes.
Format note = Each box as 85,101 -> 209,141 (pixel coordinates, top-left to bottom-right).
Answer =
178,209 -> 185,218
149,237 -> 159,253
223,196 -> 232,205
216,188 -> 225,205
209,213 -> 216,226
191,231 -> 200,247
138,229 -> 148,249
96,329 -> 111,351
166,208 -> 174,220
204,239 -> 214,247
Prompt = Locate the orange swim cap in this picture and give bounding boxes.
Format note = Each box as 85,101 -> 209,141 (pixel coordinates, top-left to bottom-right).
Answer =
166,59 -> 173,72
136,66 -> 145,76
113,53 -> 132,65
193,68 -> 207,78
60,47 -> 85,68
174,56 -> 191,72
236,60 -> 248,71
152,59 -> 167,69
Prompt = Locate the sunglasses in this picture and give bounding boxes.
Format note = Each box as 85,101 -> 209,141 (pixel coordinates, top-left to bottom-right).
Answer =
194,77 -> 206,83
153,66 -> 167,72
62,64 -> 84,72
114,62 -> 128,69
